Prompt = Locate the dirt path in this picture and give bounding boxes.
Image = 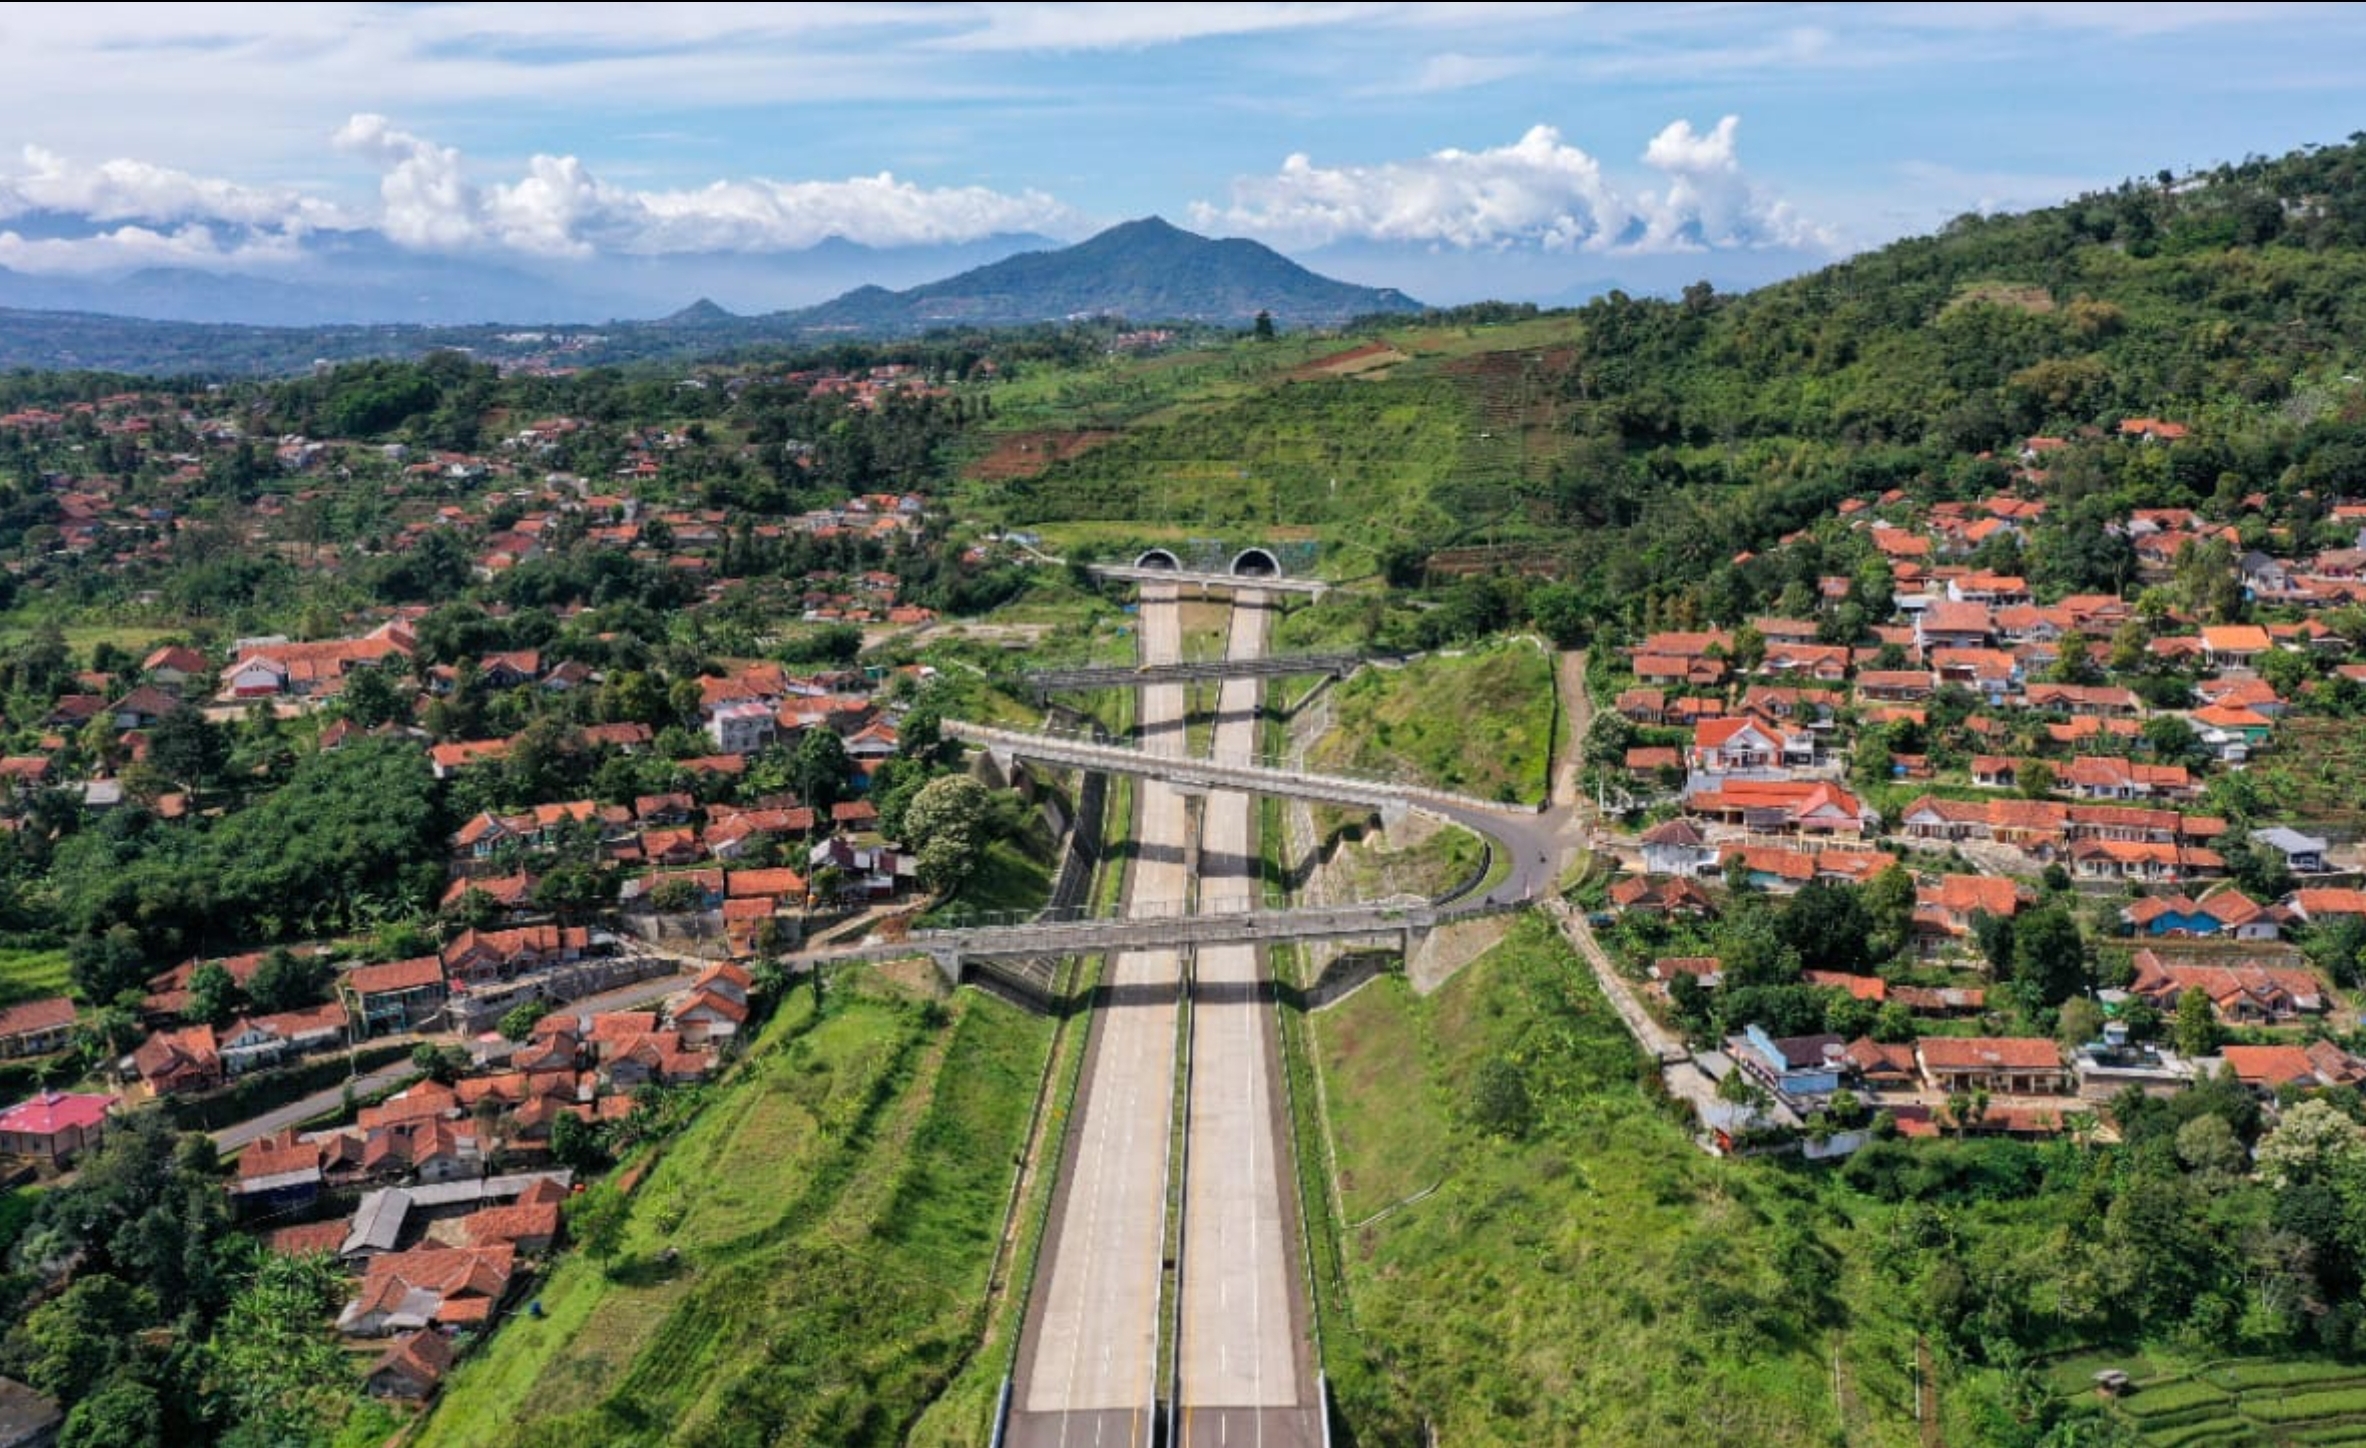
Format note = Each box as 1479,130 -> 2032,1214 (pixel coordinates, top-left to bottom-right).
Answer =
1553,648 -> 1592,812
1919,1336 -> 1944,1448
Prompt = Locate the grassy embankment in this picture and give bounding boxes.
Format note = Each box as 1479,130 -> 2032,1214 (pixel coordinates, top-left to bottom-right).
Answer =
1279,640 -> 1553,909
1292,914 -> 1925,1447
416,965 -> 1052,1448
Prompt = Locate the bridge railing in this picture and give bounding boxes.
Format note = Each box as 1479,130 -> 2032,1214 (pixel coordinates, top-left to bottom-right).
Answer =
955,719 -> 1419,790
927,892 -> 1433,932
952,719 -> 1539,817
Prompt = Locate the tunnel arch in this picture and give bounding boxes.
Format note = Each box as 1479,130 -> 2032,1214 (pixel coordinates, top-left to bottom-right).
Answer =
1134,547 -> 1181,570
1229,546 -> 1281,578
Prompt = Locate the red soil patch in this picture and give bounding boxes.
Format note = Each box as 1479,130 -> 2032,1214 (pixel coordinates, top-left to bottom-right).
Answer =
1291,340 -> 1403,379
967,429 -> 1122,482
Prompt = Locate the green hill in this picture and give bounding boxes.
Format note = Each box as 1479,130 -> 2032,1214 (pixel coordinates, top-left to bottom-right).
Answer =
973,137 -> 2366,635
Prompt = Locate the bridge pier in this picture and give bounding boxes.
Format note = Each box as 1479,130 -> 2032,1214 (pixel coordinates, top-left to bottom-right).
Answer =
930,948 -> 962,985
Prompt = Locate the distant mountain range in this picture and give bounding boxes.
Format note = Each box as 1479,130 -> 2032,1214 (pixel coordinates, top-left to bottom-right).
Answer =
0,217 -> 1425,374
0,220 -> 1069,326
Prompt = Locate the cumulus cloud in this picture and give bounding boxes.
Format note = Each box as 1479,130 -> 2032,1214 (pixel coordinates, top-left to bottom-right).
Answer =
332,112 -> 1083,257
331,114 -> 487,250
1191,118 -> 1836,255
0,144 -> 352,231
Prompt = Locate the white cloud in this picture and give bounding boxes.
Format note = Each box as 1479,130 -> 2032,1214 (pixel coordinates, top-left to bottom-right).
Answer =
332,114 -> 482,250
0,145 -> 351,231
1406,52 -> 1533,93
1634,116 -> 1832,252
0,222 -> 305,274
1191,119 -> 1835,255
937,2 -> 1383,52
333,114 -> 1084,257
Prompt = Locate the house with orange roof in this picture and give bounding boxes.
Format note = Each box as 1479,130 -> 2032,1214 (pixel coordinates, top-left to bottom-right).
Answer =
344,955 -> 449,1036
1916,1037 -> 2069,1095
1686,779 -> 1874,836
2127,950 -> 2326,1023
2200,625 -> 2273,670
1912,875 -> 2033,951
0,995 -> 76,1058
132,1024 -> 221,1095
1689,716 -> 1813,775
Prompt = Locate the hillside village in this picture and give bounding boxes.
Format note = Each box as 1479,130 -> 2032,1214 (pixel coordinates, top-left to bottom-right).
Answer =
16,136 -> 2366,1444
1578,422 -> 2366,1147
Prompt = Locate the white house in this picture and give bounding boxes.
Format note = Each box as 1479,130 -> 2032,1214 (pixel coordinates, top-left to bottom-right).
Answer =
706,700 -> 777,756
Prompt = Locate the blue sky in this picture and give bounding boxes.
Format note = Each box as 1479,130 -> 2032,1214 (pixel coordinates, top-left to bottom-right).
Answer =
0,2 -> 2361,305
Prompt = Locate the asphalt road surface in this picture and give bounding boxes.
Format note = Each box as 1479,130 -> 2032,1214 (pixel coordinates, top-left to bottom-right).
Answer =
1177,591 -> 1321,1446
1009,581 -> 1188,1446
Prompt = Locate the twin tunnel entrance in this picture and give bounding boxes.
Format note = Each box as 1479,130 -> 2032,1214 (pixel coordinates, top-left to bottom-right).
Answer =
1133,546 -> 1281,578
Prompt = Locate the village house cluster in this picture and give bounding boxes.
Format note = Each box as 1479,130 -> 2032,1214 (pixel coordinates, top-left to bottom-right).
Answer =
1598,434 -> 2366,1147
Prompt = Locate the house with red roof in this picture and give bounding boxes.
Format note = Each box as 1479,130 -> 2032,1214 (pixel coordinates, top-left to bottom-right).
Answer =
337,1243 -> 517,1336
1638,818 -> 1718,877
0,1089 -> 114,1164
366,1330 -> 454,1401
1648,957 -> 1723,992
1607,875 -> 1717,918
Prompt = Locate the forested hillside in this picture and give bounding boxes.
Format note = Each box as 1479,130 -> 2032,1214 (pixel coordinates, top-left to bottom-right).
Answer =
985,137 -> 2366,643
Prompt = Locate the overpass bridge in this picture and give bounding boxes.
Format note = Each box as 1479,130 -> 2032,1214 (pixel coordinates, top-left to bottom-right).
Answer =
1021,651 -> 1369,698
1088,563 -> 1329,597
781,895 -> 1487,979
948,718 -> 1563,906
951,719 -> 1501,819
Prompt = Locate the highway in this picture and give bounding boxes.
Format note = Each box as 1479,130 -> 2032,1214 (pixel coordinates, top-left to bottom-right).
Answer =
1177,591 -> 1321,1445
1007,580 -> 1186,1447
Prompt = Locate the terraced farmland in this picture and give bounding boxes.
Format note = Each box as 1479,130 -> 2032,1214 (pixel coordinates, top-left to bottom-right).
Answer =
2070,1357 -> 2366,1445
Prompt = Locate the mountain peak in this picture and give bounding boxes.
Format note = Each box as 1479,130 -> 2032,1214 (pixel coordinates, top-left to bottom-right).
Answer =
660,297 -> 736,327
790,217 -> 1420,334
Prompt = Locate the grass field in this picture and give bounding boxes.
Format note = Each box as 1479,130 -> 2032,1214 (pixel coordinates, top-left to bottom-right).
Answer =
1300,914 -> 1917,1447
417,971 -> 1053,1448
1310,639 -> 1558,804
0,946 -> 71,1007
